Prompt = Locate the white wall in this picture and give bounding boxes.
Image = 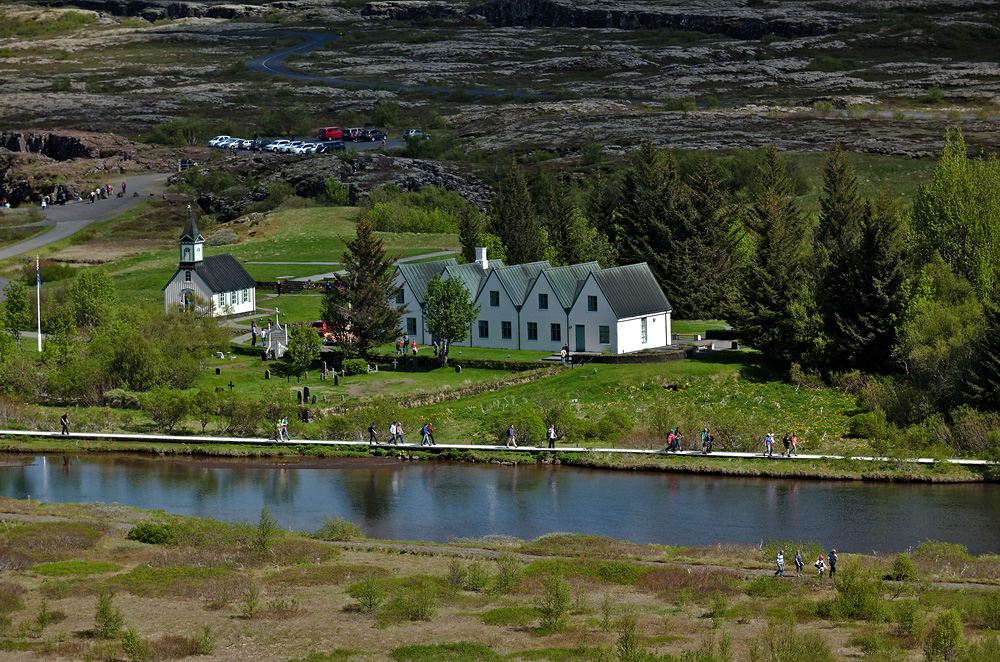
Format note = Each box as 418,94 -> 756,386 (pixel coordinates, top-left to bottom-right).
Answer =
617,312 -> 669,354
567,277 -> 618,354
391,274 -> 425,343
163,271 -> 255,317
469,271 -> 520,350
520,274 -> 568,353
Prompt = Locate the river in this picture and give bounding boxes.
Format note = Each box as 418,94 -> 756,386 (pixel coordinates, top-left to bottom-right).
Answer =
1,454 -> 996,554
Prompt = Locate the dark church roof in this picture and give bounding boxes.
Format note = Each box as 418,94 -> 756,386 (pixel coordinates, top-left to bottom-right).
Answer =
190,255 -> 256,293
179,208 -> 204,243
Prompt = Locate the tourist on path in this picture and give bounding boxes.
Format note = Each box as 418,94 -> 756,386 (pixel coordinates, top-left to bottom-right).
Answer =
280,416 -> 290,441
795,550 -> 804,576
367,422 -> 378,445
774,550 -> 784,577
396,422 -> 404,445
60,413 -> 69,435
506,424 -> 517,448
426,422 -> 435,445
782,434 -> 791,457
547,424 -> 556,449
790,433 -> 798,456
251,320 -> 258,347
764,433 -> 774,457
389,422 -> 397,444
829,549 -> 838,578
420,424 -> 431,446
815,555 -> 826,578
702,428 -> 713,454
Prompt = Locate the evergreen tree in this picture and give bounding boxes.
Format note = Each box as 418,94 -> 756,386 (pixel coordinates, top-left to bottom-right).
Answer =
822,192 -> 907,372
490,158 -> 546,264
321,215 -> 402,359
815,142 -> 864,273
586,170 -> 618,246
963,302 -> 1000,412
2,279 -> 30,349
458,205 -> 485,263
422,276 -> 481,365
730,146 -> 819,363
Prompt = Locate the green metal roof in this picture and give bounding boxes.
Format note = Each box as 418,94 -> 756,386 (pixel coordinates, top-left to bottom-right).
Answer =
494,261 -> 551,306
543,262 -> 601,309
397,259 -> 458,304
591,263 -> 672,319
442,260 -> 505,300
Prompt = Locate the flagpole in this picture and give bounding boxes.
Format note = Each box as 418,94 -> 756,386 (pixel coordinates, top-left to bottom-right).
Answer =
36,256 -> 42,352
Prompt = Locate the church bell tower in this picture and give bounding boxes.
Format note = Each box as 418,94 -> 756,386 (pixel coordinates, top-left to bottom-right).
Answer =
179,205 -> 204,268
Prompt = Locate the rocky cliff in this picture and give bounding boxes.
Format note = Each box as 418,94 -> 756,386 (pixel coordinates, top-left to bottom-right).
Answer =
467,0 -> 844,39
0,132 -> 98,161
34,0 -> 300,21
361,1 -> 467,21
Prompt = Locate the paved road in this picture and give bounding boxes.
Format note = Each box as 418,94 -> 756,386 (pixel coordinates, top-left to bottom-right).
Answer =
0,172 -> 169,302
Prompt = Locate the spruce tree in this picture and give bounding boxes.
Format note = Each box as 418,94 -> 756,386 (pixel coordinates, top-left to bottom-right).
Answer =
682,155 -> 738,318
321,214 -> 402,359
816,142 -> 864,273
458,205 -> 485,263
730,146 -> 819,363
964,302 -> 1000,412
490,158 -> 546,264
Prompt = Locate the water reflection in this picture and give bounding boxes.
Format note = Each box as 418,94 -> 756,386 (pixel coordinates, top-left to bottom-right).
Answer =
0,454 -> 997,554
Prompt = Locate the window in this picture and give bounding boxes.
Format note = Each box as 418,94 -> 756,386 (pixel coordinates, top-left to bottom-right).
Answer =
501,321 -> 512,339
588,295 -> 598,312
479,320 -> 489,338
538,293 -> 548,310
527,322 -> 538,341
184,270 -> 191,283
489,290 -> 500,307
550,323 -> 561,342
183,247 -> 191,262
600,325 -> 610,344
641,317 -> 648,343
396,289 -> 405,304
218,293 -> 224,307
407,318 -> 417,335
243,288 -> 248,303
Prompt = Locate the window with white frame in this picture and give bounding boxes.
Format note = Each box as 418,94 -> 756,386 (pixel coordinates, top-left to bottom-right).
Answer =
641,317 -> 648,343
184,270 -> 191,283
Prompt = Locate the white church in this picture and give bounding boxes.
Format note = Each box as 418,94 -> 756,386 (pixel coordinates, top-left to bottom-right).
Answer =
392,249 -> 672,354
162,208 -> 257,317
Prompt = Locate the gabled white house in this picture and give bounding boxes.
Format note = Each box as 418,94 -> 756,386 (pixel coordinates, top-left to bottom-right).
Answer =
162,209 -> 257,317
389,248 -> 673,354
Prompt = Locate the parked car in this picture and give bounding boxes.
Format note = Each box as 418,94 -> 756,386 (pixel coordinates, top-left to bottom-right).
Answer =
292,143 -> 317,154
402,129 -> 425,139
362,129 -> 387,142
265,139 -> 290,152
278,141 -> 303,153
217,138 -> 239,149
208,135 -> 231,147
251,139 -> 273,151
316,141 -> 346,153
318,126 -> 343,140
237,139 -> 253,150
311,321 -> 330,336
344,127 -> 364,141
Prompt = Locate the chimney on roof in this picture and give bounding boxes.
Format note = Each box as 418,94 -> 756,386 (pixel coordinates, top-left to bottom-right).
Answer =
475,246 -> 488,270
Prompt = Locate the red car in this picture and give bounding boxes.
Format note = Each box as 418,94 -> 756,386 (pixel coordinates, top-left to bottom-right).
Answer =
311,321 -> 330,335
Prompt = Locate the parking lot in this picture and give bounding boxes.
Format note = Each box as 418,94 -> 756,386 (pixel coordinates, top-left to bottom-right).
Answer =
207,135 -> 406,155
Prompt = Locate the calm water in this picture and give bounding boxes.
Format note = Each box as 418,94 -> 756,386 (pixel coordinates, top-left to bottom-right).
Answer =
1,454 -> 997,554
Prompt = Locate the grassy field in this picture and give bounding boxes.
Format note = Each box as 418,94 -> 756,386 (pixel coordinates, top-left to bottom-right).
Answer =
0,499 -> 996,662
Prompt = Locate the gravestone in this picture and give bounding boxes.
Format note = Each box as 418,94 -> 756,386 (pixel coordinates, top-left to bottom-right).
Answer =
297,391 -> 303,404
304,371 -> 308,380
215,367 -> 221,375
303,386 -> 310,400
264,370 -> 270,379
334,374 -> 339,386
321,361 -> 327,377
311,395 -> 317,405
455,365 -> 462,373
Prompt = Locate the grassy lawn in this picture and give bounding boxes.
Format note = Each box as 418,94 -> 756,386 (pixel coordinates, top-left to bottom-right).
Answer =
788,151 -> 937,212
672,319 -> 728,336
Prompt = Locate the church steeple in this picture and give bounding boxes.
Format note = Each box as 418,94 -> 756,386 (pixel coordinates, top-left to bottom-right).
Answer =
179,205 -> 204,267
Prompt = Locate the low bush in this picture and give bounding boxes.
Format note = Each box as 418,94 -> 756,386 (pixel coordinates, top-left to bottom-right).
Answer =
342,358 -> 368,376
314,515 -> 366,541
127,523 -> 176,546
347,576 -> 386,614
925,609 -> 963,660
3,521 -> 103,562
915,540 -> 971,563
32,561 -> 121,576
537,574 -> 572,632
0,582 -> 26,614
889,553 -> 917,581
825,561 -> 889,622
391,643 -> 503,662
378,583 -> 437,624
205,227 -> 238,246
489,552 -> 523,596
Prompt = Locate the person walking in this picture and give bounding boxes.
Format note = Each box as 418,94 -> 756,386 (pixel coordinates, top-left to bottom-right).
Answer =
774,550 -> 785,577
251,320 -> 258,347
367,422 -> 378,445
815,555 -> 826,578
702,428 -> 713,454
795,550 -> 804,576
280,416 -> 290,441
426,422 -> 435,445
790,433 -> 798,456
396,422 -> 404,445
764,433 -> 774,457
420,424 -> 431,446
506,424 -> 517,448
60,413 -> 70,435
782,434 -> 791,457
829,549 -> 838,578
547,424 -> 556,449
121,180 -> 126,194
389,422 -> 397,444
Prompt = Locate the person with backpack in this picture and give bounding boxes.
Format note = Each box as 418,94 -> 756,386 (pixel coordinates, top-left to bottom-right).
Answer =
795,550 -> 804,576
389,422 -> 397,444
506,424 -> 517,448
829,549 -> 838,577
280,416 -> 290,441
420,424 -> 431,446
547,424 -> 557,449
367,422 -> 378,445
782,434 -> 791,457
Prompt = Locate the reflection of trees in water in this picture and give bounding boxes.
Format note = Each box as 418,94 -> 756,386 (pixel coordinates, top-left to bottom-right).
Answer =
113,458 -> 300,505
338,468 -> 399,521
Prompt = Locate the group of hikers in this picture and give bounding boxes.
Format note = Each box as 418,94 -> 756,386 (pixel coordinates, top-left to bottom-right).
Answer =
273,416 -> 290,442
664,428 -> 801,456
86,182 -> 126,204
774,548 -> 838,578
763,432 -> 799,457
250,319 -> 273,348
395,337 -> 445,359
366,421 -> 436,446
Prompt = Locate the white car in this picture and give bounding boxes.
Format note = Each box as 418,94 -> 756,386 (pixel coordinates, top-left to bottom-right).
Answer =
220,138 -> 242,149
208,135 -> 231,147
293,143 -> 317,154
278,141 -> 303,153
265,140 -> 290,152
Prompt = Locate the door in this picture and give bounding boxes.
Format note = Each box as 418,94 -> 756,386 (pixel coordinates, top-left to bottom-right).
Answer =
575,324 -> 586,352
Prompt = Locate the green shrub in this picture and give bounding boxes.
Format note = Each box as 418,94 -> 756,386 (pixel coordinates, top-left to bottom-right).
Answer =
391,642 -> 502,662
490,552 -> 523,596
830,562 -> 888,622
596,561 -> 643,585
342,358 -> 368,376
379,583 -> 437,623
314,516 -> 366,541
926,87 -> 945,104
324,178 -> 350,206
926,609 -> 963,660
915,540 -> 971,563
126,523 -> 176,546
745,575 -> 791,598
537,574 -> 572,632
445,559 -> 467,593
889,553 -> 916,581
849,409 -> 889,440
122,625 -> 152,662
594,409 -> 634,443
894,599 -> 923,640
94,589 -> 124,640
32,561 -> 121,576
0,585 -> 25,614
464,560 -> 490,592
347,576 -> 386,614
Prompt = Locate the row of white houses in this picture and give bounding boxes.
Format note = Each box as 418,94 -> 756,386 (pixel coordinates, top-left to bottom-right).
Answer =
392,249 -> 672,354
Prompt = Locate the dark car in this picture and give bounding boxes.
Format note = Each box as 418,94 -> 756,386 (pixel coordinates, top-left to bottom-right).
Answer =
362,129 -> 386,142
316,141 -> 346,153
251,139 -> 273,151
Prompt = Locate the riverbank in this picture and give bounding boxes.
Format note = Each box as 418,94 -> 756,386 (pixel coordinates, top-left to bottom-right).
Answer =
0,499 -> 998,662
1,433 -> 996,483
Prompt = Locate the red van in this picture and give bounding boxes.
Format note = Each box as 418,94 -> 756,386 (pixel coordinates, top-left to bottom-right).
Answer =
318,126 -> 343,140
